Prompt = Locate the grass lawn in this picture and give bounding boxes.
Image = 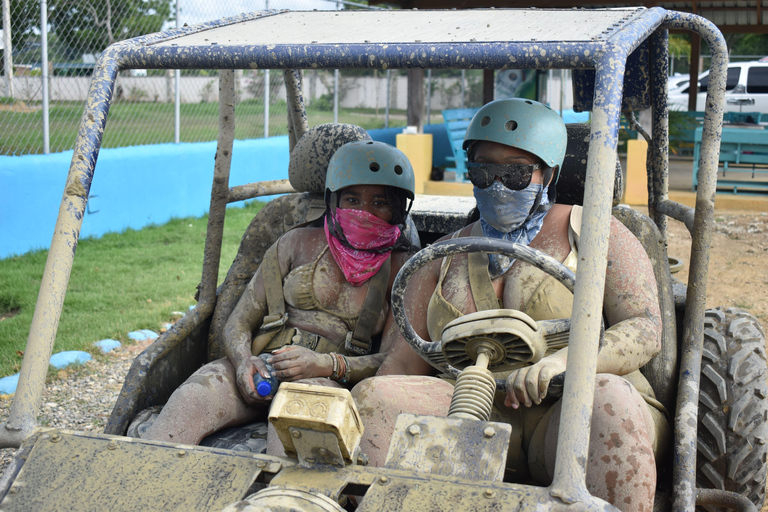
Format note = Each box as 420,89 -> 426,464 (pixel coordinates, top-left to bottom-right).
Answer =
0,99 -> 408,155
0,200 -> 265,378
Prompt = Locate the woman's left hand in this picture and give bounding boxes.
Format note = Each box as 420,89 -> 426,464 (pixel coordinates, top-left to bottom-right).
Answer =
504,355 -> 567,409
268,346 -> 333,381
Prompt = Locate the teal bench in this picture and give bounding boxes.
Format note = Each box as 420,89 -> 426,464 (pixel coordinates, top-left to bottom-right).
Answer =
442,107 -> 481,181
672,111 -> 763,156
693,125 -> 768,193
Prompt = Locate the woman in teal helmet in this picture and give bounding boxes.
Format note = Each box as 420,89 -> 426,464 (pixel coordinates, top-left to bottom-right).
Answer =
353,99 -> 665,512
142,140 -> 416,446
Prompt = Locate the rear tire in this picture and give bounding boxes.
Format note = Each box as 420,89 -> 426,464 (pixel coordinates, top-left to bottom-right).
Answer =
697,307 -> 768,511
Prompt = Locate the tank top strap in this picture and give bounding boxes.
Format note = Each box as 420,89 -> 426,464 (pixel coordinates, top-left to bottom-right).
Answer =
468,222 -> 501,312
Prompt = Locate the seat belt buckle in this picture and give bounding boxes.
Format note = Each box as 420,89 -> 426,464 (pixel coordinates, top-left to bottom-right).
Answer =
261,313 -> 288,332
344,331 -> 371,356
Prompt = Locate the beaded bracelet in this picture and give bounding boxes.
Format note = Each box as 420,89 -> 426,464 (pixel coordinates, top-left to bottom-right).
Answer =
330,352 -> 340,380
329,352 -> 349,383
339,354 -> 351,384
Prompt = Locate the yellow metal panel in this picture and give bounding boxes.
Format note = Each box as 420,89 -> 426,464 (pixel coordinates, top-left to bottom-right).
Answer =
356,474 -> 548,512
0,432 -> 264,511
269,382 -> 363,462
421,181 -> 473,197
384,414 -> 511,482
622,139 -> 649,206
396,133 -> 433,195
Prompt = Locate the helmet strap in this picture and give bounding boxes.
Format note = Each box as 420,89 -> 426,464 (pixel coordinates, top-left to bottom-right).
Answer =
547,165 -> 558,204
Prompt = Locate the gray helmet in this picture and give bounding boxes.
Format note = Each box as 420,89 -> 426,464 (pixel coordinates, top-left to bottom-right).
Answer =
463,98 -> 567,173
325,141 -> 415,200
288,123 -> 371,193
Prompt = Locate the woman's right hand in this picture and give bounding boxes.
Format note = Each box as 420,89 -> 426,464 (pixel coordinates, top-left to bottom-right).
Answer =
235,355 -> 273,406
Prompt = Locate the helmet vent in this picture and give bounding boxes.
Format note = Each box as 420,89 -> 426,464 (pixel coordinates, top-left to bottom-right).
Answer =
394,165 -> 403,175
480,116 -> 491,127
366,141 -> 374,145
505,120 -> 518,131
369,162 -> 381,172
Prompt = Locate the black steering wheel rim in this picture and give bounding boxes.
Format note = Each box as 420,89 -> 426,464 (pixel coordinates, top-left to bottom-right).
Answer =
391,236 -> 577,391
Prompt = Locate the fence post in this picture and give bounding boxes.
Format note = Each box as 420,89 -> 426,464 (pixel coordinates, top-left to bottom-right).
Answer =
264,70 -> 270,138
460,70 -> 466,110
426,69 -> 432,125
174,0 -> 180,144
41,0 -> 50,154
385,69 -> 391,129
333,69 -> 339,123
2,0 -> 12,98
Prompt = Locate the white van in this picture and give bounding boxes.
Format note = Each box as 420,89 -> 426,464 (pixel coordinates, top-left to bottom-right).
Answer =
668,60 -> 768,113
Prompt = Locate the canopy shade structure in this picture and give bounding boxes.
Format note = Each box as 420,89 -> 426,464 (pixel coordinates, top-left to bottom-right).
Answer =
368,1 -> 768,34
119,7 -> 658,71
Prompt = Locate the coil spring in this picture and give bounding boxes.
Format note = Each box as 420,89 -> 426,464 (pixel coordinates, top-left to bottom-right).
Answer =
447,365 -> 496,421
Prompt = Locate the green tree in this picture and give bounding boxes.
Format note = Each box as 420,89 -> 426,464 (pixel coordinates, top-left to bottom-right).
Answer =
48,0 -> 173,55
729,34 -> 768,58
669,34 -> 690,60
4,0 -> 41,51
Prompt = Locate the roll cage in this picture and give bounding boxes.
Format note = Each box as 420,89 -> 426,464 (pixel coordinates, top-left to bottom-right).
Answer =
1,8 -> 729,512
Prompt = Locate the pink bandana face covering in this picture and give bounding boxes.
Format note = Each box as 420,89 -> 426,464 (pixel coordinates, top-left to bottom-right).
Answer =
324,208 -> 401,286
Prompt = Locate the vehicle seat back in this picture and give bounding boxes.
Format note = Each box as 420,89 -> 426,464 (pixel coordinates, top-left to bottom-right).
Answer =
559,123 -> 678,413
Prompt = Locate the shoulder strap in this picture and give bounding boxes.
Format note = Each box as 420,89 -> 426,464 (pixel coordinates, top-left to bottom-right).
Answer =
468,223 -> 501,311
290,197 -> 327,230
345,256 -> 392,355
259,243 -> 288,330
568,204 -> 582,252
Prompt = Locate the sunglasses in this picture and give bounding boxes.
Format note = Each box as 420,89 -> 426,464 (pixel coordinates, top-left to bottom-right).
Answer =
466,162 -> 541,190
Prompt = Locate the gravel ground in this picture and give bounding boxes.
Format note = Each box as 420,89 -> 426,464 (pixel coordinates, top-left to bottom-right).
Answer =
0,337 -> 154,475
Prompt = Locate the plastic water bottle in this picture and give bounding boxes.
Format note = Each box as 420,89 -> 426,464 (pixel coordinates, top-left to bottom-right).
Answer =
253,353 -> 280,397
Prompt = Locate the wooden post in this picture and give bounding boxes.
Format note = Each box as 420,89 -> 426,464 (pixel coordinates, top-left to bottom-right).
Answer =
483,69 -> 495,105
407,68 -> 424,132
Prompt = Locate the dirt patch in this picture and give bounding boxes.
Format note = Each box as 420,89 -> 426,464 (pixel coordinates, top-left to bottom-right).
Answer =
0,308 -> 20,322
0,102 -> 42,113
663,209 -> 768,322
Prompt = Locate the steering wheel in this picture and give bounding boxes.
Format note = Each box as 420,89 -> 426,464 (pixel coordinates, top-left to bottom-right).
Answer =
391,236 -> 584,392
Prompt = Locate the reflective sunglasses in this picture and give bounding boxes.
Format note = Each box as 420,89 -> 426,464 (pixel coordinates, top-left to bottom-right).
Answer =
466,162 -> 541,190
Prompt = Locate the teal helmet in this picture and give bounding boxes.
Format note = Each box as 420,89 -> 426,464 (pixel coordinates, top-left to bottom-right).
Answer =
325,141 -> 415,239
326,141 -> 415,200
463,98 -> 567,175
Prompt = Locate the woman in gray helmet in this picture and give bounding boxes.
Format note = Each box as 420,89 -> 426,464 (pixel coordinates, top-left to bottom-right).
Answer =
353,99 -> 666,512
143,140 -> 416,445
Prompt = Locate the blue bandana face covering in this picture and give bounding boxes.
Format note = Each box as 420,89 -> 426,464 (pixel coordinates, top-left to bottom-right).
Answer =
473,181 -> 549,277
474,181 -> 542,233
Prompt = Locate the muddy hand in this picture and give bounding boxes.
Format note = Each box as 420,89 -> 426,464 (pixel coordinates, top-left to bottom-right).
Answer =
504,356 -> 567,409
268,345 -> 333,381
235,355 -> 273,405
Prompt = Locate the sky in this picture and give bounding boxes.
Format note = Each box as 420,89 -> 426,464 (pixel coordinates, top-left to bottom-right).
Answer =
0,1 -> 362,49
172,0 -> 347,29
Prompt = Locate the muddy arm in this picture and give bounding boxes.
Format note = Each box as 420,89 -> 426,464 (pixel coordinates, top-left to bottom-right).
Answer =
209,193 -> 323,360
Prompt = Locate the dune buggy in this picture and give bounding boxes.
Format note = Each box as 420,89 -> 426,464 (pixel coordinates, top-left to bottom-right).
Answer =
0,6 -> 765,512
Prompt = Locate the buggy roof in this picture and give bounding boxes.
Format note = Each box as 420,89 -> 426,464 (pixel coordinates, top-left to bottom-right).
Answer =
151,8 -> 642,47
117,7 -> 666,71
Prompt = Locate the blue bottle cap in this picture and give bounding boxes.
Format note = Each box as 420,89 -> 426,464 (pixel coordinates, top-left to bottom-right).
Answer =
256,380 -> 274,397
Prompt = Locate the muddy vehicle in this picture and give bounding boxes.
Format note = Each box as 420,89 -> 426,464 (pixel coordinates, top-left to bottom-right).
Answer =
0,7 -> 765,512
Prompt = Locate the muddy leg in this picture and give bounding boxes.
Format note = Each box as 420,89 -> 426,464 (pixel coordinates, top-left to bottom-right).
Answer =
143,358 -> 263,445
351,375 -> 454,467
541,374 -> 656,512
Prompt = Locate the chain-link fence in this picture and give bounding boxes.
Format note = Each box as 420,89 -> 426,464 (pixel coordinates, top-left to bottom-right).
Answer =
0,0 -> 494,156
